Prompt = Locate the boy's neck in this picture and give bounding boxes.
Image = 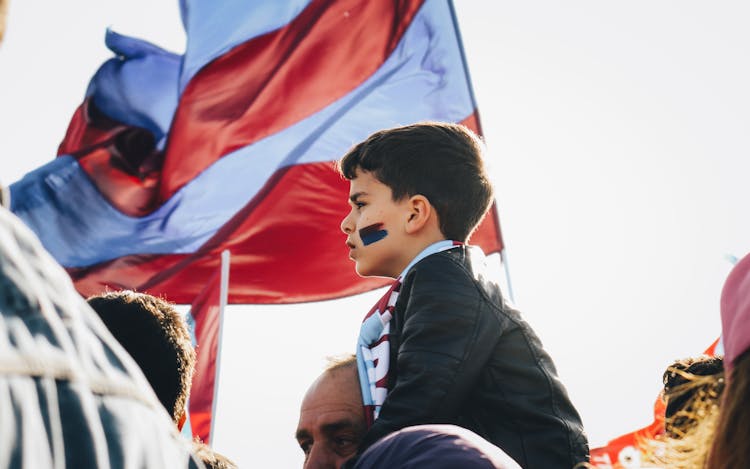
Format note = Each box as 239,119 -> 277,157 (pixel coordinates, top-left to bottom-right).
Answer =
389,208 -> 447,278
395,237 -> 455,279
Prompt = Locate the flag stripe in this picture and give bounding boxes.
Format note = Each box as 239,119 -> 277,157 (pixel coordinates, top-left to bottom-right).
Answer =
161,0 -> 426,201
179,0 -> 314,91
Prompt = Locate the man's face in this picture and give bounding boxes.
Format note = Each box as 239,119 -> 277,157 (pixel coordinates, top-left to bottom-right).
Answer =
340,169 -> 412,279
296,366 -> 366,469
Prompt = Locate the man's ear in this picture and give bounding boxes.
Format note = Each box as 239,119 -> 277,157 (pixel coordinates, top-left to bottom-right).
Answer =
404,195 -> 432,234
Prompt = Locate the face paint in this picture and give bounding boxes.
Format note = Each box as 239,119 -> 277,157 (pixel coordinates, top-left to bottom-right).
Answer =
359,222 -> 388,246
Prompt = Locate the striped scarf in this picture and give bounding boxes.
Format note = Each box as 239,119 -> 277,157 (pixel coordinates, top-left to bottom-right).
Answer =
356,240 -> 463,427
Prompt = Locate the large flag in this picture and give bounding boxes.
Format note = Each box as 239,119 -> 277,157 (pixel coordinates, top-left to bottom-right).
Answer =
184,250 -> 230,444
10,0 -> 504,304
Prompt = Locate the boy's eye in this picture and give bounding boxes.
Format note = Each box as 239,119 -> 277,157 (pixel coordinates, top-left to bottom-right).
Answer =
355,202 -> 365,209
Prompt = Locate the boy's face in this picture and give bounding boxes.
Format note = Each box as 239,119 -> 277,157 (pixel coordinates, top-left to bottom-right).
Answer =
340,169 -> 412,278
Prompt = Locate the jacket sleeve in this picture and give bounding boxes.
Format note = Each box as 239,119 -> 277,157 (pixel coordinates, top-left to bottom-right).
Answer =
357,255 -> 502,452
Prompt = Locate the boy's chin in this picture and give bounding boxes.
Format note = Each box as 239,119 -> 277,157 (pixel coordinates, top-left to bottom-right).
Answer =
355,263 -> 375,277
355,263 -> 393,279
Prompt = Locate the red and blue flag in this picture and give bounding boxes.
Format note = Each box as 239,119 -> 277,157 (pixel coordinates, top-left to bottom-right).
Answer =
10,0 -> 503,304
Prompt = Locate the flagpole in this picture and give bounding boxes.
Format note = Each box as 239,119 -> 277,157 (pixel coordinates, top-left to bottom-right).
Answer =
449,0 -> 513,304
500,249 -> 515,304
447,0 -> 481,132
209,249 -> 230,446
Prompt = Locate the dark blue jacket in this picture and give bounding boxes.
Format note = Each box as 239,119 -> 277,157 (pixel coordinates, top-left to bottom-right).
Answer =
355,424 -> 521,468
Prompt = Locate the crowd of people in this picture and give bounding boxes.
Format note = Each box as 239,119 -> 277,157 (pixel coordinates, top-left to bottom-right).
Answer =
2,2 -> 748,468
2,119 -> 749,469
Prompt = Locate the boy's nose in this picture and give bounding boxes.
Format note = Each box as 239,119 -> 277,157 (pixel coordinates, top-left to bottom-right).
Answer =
340,211 -> 354,234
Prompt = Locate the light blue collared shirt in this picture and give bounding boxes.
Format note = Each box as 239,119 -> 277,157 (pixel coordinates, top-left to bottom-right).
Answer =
398,239 -> 461,279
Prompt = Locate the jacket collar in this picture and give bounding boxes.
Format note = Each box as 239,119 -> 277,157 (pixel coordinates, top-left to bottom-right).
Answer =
398,240 -> 462,279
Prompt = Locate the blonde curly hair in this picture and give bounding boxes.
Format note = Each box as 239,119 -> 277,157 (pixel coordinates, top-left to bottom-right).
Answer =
646,360 -> 725,469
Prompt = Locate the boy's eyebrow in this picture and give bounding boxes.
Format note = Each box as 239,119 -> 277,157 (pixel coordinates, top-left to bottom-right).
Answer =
349,192 -> 367,203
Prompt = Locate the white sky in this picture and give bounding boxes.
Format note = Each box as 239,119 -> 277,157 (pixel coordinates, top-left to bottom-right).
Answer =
2,1 -> 749,468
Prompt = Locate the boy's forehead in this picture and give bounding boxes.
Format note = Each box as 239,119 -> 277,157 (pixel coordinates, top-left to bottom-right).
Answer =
348,170 -> 387,196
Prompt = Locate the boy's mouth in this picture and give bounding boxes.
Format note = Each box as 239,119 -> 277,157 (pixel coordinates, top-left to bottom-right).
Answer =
346,240 -> 357,258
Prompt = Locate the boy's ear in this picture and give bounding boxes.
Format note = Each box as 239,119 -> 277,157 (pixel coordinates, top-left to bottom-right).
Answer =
404,195 -> 433,234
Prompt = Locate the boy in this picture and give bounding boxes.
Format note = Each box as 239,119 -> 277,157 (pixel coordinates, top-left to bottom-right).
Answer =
337,122 -> 589,468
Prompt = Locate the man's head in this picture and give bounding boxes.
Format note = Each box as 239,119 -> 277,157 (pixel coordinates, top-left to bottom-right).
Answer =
87,290 -> 195,425
338,122 -> 493,278
296,355 -> 366,469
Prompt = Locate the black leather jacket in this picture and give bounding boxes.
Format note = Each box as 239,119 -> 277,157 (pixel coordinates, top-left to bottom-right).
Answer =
357,246 -> 589,469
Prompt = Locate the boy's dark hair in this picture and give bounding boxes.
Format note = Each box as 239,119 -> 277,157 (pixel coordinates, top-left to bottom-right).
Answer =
87,290 -> 195,423
337,122 -> 493,241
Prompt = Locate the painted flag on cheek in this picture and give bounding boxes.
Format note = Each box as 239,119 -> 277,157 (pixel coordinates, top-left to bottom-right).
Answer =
10,0 -> 504,304
359,223 -> 388,247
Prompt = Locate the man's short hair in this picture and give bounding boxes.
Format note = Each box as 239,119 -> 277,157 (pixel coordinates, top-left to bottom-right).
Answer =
325,354 -> 357,374
87,290 -> 195,423
337,122 -> 494,241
